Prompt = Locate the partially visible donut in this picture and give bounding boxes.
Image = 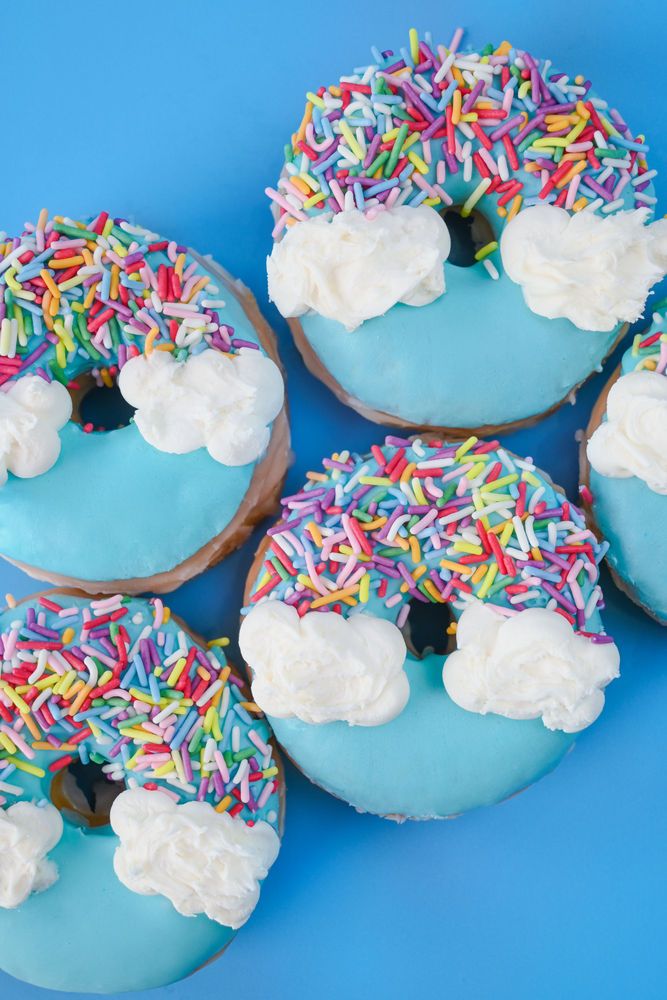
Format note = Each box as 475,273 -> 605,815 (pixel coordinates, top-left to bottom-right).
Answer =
240,436 -> 619,820
0,590 -> 283,993
0,211 -> 289,594
266,29 -> 665,433
581,300 -> 667,623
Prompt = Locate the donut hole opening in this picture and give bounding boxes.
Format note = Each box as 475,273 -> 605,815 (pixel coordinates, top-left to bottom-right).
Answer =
440,206 -> 496,268
69,372 -> 135,433
50,758 -> 125,829
401,597 -> 457,659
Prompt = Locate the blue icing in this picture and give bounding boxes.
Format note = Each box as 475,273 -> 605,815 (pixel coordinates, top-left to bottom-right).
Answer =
0,214 -> 281,582
589,303 -> 667,622
246,438 -> 612,818
278,39 -> 655,429
0,595 -> 282,993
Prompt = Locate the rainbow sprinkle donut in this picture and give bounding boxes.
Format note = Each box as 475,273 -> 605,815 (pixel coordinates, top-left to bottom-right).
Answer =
266,28 -> 666,433
240,436 -> 619,820
0,591 -> 283,993
582,300 -> 667,623
0,211 -> 288,593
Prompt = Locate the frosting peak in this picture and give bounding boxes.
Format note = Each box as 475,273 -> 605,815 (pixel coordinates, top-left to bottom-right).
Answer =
117,347 -> 284,466
239,601 -> 410,726
0,801 -> 63,908
443,602 -> 619,733
0,376 -> 71,487
587,370 -> 667,494
501,206 -> 667,332
110,788 -> 280,929
267,206 -> 450,332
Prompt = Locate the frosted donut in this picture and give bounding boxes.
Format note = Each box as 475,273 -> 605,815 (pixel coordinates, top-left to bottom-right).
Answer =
0,210 -> 288,593
266,28 -> 666,433
0,590 -> 283,993
240,436 -> 619,820
581,300 -> 667,623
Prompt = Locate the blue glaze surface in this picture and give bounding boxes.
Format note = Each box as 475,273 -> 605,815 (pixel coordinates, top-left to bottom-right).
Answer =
0,223 -> 280,584
589,303 -> 667,622
0,595 -> 282,993
246,438 -> 611,818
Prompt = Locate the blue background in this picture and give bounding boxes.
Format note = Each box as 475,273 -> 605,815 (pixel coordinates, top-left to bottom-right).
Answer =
2,2 -> 666,997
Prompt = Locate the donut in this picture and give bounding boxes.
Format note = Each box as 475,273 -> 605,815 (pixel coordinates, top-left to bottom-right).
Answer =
581,300 -> 667,623
266,28 -> 666,433
240,435 -> 619,820
0,210 -> 289,594
0,590 -> 283,993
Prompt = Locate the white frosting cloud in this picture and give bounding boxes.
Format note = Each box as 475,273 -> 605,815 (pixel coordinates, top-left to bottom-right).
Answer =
0,801 -> 63,908
117,348 -> 284,466
443,602 -> 619,733
110,788 -> 280,929
267,205 -> 451,332
587,370 -> 667,494
0,376 -> 72,487
240,601 -> 409,726
501,205 -> 667,332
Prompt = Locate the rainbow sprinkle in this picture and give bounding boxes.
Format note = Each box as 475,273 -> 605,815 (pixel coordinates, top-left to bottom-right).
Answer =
270,28 -> 654,262
0,211 -> 259,409
627,299 -> 667,375
247,437 -> 613,642
0,595 -> 281,824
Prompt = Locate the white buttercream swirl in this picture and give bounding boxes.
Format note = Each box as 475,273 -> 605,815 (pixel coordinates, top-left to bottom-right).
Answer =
0,376 -> 72,487
267,205 -> 451,332
117,347 -> 284,466
443,602 -> 619,733
239,601 -> 409,726
110,787 -> 280,929
587,370 -> 667,494
501,205 -> 667,332
0,801 -> 63,908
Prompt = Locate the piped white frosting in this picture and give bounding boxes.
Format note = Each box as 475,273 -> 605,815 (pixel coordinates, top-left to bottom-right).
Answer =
117,347 -> 284,466
0,376 -> 72,487
587,370 -> 667,494
443,602 -> 619,733
501,205 -> 667,332
110,787 -> 280,929
267,205 -> 451,332
239,601 -> 410,726
0,801 -> 63,908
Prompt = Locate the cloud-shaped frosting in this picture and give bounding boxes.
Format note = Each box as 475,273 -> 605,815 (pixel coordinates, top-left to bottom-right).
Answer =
0,801 -> 63,908
117,348 -> 284,467
501,205 -> 667,332
267,205 -> 451,332
443,602 -> 619,733
110,788 -> 280,929
587,370 -> 667,494
240,601 -> 409,726
0,376 -> 72,487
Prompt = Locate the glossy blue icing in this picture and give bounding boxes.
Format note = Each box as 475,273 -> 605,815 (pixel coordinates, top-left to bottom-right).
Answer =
0,595 -> 282,993
246,439 -> 612,818
0,218 -> 281,583
281,43 -> 654,429
589,304 -> 667,622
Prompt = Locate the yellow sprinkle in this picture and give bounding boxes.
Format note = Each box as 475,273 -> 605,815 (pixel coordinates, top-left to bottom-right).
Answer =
306,90 -> 326,110
452,541 -> 484,555
480,474 -> 518,493
407,150 -> 428,174
400,462 -> 416,484
474,241 -> 498,262
304,192 -> 326,209
461,178 -> 492,217
359,573 -> 371,603
339,120 -> 364,160
452,88 -> 462,125
167,657 -> 187,687
409,26 -> 419,63
5,757 -> 45,778
500,522 -> 514,547
152,762 -> 176,778
507,194 -> 522,221
440,558 -> 467,575
207,637 -> 230,648
310,586 -> 359,609
455,436 -> 478,461
409,536 -> 421,564
522,471 -> 541,488
0,733 -> 17,754
359,476 -> 392,487
422,581 -> 443,603
572,196 -> 588,213
215,795 -> 233,813
476,563 -> 498,599
0,682 -> 30,715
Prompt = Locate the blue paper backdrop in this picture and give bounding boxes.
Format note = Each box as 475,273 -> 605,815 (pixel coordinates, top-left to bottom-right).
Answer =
1,2 -> 666,998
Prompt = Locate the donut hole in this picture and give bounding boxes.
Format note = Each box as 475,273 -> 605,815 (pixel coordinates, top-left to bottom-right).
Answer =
69,372 -> 135,433
401,597 -> 457,659
440,206 -> 496,268
50,758 -> 125,829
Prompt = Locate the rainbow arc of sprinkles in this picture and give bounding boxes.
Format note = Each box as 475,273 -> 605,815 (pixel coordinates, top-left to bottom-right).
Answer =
0,210 -> 258,405
270,27 -> 653,276
0,595 -> 280,822
249,436 -> 613,644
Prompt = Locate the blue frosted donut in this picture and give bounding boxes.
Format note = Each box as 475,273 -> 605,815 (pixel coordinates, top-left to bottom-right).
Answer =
240,436 -> 619,820
0,591 -> 283,993
0,211 -> 287,592
584,300 -> 667,623
266,29 -> 662,432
